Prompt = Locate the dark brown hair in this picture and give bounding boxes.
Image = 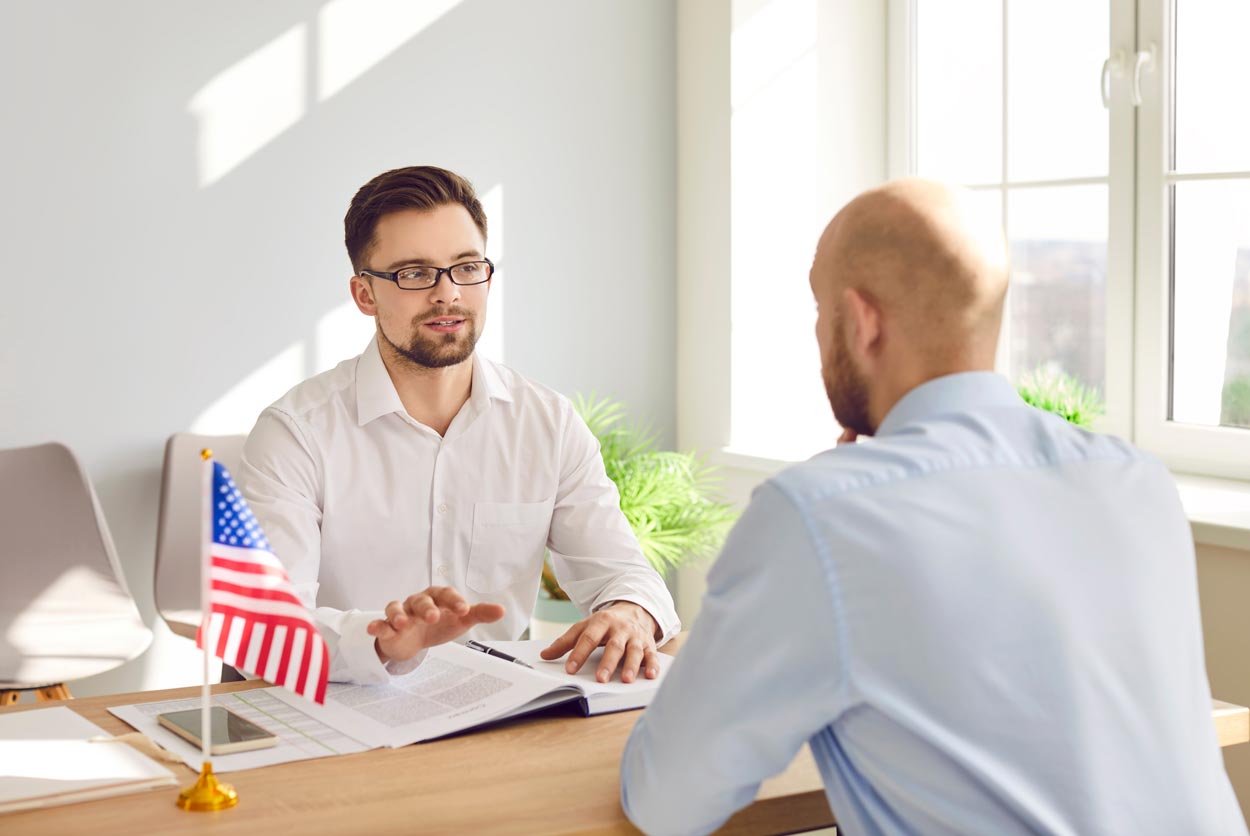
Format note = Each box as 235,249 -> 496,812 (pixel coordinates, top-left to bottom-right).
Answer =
344,166 -> 487,273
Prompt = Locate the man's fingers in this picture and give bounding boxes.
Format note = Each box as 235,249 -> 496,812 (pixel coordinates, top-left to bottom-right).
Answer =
567,621 -> 610,675
618,641 -> 647,684
642,647 -> 661,679
403,592 -> 440,623
426,585 -> 471,616
597,636 -> 629,684
367,618 -> 396,639
384,600 -> 408,630
540,620 -> 587,660
466,602 -> 506,624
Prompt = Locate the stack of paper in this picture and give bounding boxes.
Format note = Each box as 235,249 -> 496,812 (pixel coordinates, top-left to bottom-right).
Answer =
0,706 -> 177,813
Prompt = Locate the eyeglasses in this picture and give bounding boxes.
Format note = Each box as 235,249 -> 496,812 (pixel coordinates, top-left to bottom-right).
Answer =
360,258 -> 494,291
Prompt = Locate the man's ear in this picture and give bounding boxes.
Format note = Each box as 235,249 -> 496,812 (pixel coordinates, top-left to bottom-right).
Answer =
842,286 -> 882,360
350,274 -> 377,317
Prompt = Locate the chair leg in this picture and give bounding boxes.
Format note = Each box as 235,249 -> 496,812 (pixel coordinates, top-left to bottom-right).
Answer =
35,684 -> 72,701
0,691 -> 19,706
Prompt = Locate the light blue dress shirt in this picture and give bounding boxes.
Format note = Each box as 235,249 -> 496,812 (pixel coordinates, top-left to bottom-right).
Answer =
621,372 -> 1244,835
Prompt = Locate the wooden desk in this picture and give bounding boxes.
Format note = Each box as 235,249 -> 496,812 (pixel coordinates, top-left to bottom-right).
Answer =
2,678 -> 1247,835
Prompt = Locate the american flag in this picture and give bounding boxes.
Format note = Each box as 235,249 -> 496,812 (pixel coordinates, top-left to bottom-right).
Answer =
198,461 -> 328,704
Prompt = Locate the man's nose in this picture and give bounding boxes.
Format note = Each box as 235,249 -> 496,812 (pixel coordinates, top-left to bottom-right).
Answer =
427,272 -> 461,306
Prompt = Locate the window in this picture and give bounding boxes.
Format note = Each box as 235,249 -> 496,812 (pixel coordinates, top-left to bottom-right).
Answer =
902,0 -> 1131,438
1135,0 -> 1250,477
719,0 -> 1250,480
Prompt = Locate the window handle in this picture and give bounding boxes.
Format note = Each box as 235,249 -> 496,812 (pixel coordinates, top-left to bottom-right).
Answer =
1101,49 -> 1127,109
1132,43 -> 1157,107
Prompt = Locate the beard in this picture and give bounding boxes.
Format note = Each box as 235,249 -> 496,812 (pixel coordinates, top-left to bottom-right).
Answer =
823,317 -> 874,437
380,306 -> 480,370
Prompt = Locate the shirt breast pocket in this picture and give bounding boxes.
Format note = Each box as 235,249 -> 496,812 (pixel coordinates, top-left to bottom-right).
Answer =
466,500 -> 554,593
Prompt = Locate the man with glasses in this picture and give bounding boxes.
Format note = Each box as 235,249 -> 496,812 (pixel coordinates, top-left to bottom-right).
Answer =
237,166 -> 678,686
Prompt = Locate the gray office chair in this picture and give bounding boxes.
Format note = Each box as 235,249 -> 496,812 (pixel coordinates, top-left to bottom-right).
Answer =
0,443 -> 152,704
154,432 -> 246,641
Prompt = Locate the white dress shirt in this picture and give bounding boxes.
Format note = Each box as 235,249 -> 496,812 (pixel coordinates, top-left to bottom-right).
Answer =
622,372 -> 1243,836
237,338 -> 679,685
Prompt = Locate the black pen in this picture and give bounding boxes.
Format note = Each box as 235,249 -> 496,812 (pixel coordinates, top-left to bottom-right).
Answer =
464,639 -> 535,669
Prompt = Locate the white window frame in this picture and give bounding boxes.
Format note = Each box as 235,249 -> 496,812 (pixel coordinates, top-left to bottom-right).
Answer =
886,0 -> 1250,481
674,0 -> 1250,489
1134,0 -> 1250,480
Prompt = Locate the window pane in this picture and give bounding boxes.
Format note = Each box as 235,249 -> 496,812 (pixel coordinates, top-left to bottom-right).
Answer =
1170,180 -> 1250,429
1006,186 -> 1108,393
1174,1 -> 1250,173
1007,0 -> 1108,181
915,0 -> 1002,184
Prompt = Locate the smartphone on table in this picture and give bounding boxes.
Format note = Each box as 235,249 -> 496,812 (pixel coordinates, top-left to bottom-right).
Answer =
157,707 -> 279,755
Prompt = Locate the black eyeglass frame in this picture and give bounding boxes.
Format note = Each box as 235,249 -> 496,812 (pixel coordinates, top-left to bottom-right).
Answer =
359,258 -> 495,290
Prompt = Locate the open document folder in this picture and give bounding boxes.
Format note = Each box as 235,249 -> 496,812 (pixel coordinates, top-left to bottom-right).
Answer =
110,640 -> 675,771
0,707 -> 176,813
270,639 -> 676,749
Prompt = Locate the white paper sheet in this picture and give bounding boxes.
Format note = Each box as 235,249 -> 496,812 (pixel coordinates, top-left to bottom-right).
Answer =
490,640 -> 675,700
268,642 -> 565,748
108,688 -> 371,773
0,706 -> 177,812
267,640 -> 674,747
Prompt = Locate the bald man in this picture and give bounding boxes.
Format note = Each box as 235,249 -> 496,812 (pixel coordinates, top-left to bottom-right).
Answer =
620,180 -> 1244,835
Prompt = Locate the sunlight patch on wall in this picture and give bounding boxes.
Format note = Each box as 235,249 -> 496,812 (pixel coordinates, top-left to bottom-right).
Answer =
476,183 -> 504,363
190,343 -> 305,435
318,0 -> 464,102
316,299 -> 377,373
189,25 -> 307,187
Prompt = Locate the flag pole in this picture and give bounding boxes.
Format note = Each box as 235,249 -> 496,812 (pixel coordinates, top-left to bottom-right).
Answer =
200,449 -> 211,763
176,448 -> 238,811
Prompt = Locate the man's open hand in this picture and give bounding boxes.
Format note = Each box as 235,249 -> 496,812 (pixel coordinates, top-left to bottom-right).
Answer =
368,586 -> 505,665
540,602 -> 660,684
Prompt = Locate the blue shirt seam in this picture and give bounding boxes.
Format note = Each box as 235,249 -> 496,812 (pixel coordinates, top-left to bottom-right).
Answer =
792,447 -> 1143,507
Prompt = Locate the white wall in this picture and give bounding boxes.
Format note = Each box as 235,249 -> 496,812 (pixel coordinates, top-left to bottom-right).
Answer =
1,0 -> 676,696
1196,542 -> 1250,820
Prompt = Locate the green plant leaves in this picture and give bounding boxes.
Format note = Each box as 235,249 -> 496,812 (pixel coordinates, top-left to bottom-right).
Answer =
573,393 -> 737,576
1016,368 -> 1105,429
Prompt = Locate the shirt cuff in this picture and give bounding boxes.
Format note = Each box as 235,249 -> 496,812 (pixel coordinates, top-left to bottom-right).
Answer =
335,610 -> 428,684
335,610 -> 391,685
595,597 -> 682,647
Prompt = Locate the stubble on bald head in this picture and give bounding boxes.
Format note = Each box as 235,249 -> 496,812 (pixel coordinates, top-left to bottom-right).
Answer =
818,178 -> 1010,373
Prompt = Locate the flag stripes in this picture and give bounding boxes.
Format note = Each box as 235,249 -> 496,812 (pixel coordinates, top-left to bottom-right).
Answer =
200,609 -> 330,704
197,460 -> 329,704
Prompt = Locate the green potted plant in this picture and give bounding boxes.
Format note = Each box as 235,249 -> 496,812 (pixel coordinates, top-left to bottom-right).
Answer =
1016,367 -> 1104,428
532,395 -> 738,637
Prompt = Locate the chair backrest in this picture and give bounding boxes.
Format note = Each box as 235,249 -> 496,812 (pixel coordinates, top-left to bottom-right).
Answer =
154,433 -> 246,639
0,442 -> 152,687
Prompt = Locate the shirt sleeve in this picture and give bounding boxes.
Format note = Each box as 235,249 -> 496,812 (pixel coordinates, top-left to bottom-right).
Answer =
237,407 -> 395,685
619,481 -> 844,836
545,402 -> 680,643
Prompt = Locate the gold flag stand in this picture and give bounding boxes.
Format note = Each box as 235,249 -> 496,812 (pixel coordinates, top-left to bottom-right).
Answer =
177,761 -> 239,811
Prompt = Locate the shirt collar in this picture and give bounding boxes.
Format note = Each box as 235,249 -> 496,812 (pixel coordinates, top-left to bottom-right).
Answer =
876,371 -> 1020,437
355,337 -> 514,427
470,352 -> 514,407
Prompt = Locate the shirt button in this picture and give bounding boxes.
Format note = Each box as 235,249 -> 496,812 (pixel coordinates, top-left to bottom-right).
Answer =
436,564 -> 449,577
436,503 -> 448,514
